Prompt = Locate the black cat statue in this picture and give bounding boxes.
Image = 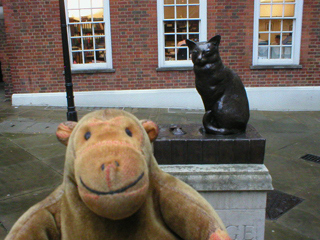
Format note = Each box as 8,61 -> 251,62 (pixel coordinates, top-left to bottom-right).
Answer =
186,35 -> 250,135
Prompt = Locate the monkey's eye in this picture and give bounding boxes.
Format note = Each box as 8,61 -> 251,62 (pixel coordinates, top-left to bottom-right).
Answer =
84,131 -> 91,140
125,128 -> 132,137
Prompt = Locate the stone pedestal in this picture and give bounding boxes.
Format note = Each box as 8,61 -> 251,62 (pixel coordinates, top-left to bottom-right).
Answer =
154,124 -> 265,164
160,164 -> 273,240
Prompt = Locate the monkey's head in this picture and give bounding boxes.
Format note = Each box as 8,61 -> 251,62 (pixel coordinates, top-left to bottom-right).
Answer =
56,109 -> 158,220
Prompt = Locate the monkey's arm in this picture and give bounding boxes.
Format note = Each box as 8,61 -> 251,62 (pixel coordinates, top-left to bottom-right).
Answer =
156,173 -> 231,240
5,188 -> 62,240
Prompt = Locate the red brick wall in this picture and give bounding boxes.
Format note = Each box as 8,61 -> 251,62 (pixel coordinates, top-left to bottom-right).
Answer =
2,0 -> 320,97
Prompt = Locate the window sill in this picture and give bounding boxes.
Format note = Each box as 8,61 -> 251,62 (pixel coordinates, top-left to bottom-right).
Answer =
156,67 -> 193,71
250,65 -> 302,70
68,69 -> 116,74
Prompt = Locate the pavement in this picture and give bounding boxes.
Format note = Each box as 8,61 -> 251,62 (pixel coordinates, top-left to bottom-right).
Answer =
0,83 -> 319,240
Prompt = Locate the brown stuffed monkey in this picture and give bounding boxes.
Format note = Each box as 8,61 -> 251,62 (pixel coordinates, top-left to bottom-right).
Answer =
5,109 -> 231,240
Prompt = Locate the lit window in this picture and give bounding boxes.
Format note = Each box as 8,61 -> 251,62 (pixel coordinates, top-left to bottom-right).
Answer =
157,0 -> 207,68
253,0 -> 303,66
66,0 -> 112,70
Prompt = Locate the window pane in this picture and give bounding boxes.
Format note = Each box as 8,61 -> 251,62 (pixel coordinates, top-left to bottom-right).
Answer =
71,38 -> 82,50
70,24 -> 81,36
189,34 -> 199,42
96,50 -> 106,62
258,47 -> 268,59
68,0 -> 79,9
93,9 -> 104,21
271,19 -> 281,31
260,5 -> 271,17
69,10 -> 80,22
260,0 -> 271,2
82,24 -> 93,35
80,0 -> 90,8
189,5 -> 199,18
284,4 -> 295,17
165,49 -> 175,61
189,20 -> 199,32
92,0 -> 103,8
164,0 -> 174,4
83,37 -> 94,50
176,6 -> 187,18
272,4 -> 283,17
177,21 -> 187,32
85,51 -> 95,63
177,47 -> 188,60
283,19 -> 293,31
94,23 -> 104,35
273,0 -> 283,2
282,33 -> 292,45
282,47 -> 292,58
72,52 -> 83,64
165,35 -> 175,47
161,0 -> 204,64
271,33 -> 281,45
270,47 -> 280,59
259,33 -> 269,45
81,9 -> 91,22
285,0 -> 295,2
259,19 -> 269,31
164,21 -> 175,33
177,34 -> 187,45
164,6 -> 175,19
95,37 -> 105,49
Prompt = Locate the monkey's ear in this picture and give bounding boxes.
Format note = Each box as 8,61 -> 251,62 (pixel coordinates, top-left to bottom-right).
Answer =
56,121 -> 77,146
208,35 -> 221,46
186,39 -> 197,50
141,120 -> 159,143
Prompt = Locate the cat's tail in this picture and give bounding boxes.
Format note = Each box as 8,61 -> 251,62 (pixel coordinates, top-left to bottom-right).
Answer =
202,110 -> 245,135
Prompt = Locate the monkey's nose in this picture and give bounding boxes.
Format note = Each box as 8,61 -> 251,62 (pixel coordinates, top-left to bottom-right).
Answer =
101,161 -> 120,171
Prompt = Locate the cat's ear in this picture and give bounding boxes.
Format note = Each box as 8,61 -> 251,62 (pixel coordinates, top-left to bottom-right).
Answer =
186,39 -> 197,50
208,35 -> 221,46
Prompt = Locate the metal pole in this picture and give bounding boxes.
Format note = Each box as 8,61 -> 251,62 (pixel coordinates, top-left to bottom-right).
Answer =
59,0 -> 78,122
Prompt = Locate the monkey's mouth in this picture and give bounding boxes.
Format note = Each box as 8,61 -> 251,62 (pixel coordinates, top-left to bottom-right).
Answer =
80,172 -> 145,196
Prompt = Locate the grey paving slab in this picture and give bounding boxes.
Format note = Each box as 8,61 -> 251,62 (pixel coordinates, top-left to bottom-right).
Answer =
10,109 -> 52,121
264,153 -> 320,197
41,155 -> 65,174
7,134 -> 59,149
294,187 -> 320,219
0,144 -> 39,167
0,227 -> 7,240
0,159 -> 62,200
0,186 -> 58,234
25,143 -> 66,161
258,131 -> 315,152
276,207 -> 320,239
0,136 -> 15,149
20,122 -> 59,134
273,131 -> 320,158
265,220 -> 314,240
0,120 -> 36,133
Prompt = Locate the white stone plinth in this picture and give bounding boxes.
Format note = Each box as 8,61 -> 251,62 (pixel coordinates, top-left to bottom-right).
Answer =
160,164 -> 273,240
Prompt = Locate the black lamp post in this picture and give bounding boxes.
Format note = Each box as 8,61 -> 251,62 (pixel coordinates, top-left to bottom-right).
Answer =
59,0 -> 78,122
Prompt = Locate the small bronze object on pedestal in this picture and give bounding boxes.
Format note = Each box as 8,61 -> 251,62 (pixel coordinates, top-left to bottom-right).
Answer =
186,35 -> 250,135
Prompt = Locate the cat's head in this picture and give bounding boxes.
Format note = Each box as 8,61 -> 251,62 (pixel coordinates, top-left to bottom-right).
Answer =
186,35 -> 221,66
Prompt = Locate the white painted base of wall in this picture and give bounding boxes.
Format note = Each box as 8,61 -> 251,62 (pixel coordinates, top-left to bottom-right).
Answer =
12,86 -> 320,111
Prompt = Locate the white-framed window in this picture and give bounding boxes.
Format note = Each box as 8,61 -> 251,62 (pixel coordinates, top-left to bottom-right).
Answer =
253,0 -> 303,66
157,0 -> 207,68
65,0 -> 112,70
